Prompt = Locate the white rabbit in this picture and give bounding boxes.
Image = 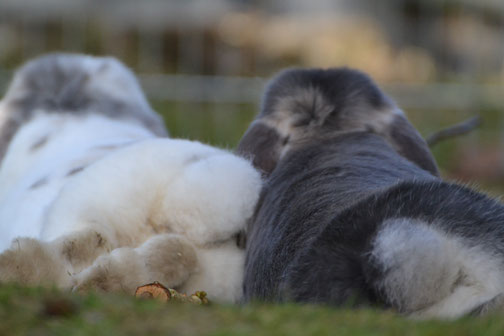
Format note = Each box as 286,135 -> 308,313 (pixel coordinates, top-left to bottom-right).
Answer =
0,54 -> 261,303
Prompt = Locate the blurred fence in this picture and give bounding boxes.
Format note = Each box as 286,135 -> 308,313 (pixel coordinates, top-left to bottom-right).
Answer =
1,0 -> 504,181
2,68 -> 503,151
2,70 -> 503,111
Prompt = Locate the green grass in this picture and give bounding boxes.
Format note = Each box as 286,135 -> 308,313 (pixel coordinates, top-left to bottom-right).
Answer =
1,285 -> 504,336
151,100 -> 257,150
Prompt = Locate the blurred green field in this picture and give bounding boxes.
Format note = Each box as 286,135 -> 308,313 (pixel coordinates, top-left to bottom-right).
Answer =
152,101 -> 257,150
2,284 -> 504,336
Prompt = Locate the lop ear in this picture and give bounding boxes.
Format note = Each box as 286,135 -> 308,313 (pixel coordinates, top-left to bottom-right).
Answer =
235,121 -> 284,176
385,114 -> 439,176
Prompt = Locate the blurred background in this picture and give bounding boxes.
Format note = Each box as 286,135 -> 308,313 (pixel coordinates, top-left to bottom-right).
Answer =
0,0 -> 504,191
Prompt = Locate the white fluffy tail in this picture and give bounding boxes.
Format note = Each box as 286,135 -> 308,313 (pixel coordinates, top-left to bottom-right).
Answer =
371,218 -> 504,318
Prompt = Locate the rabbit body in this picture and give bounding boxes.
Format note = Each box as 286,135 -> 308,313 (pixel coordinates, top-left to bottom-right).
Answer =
239,68 -> 504,318
0,54 -> 261,302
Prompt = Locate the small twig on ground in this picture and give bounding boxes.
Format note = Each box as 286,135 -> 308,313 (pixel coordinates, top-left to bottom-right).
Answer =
426,115 -> 482,147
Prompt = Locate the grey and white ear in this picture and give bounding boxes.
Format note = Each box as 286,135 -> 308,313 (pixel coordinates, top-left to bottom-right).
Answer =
383,113 -> 439,176
237,67 -> 440,177
358,104 -> 440,176
236,69 -> 325,175
236,120 -> 284,176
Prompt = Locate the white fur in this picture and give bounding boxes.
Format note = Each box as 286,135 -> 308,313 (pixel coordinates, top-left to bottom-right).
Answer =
41,137 -> 260,245
179,240 -> 246,302
0,54 -> 262,303
373,218 -> 504,319
0,113 -> 155,250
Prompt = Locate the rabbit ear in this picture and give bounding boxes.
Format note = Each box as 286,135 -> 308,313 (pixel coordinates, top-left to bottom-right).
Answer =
238,67 -> 440,177
384,113 -> 439,176
236,121 -> 284,176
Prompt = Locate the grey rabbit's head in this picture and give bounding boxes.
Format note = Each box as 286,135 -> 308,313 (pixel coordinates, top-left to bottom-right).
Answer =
237,68 -> 439,176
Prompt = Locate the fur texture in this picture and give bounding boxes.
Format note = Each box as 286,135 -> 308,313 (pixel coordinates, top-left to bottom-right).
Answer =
236,68 -> 438,176
0,54 -> 262,303
238,67 -> 504,318
0,53 -> 167,164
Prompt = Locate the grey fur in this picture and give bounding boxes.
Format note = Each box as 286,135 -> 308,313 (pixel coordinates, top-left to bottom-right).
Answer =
29,177 -> 49,190
470,294 -> 504,316
0,53 -> 168,164
30,134 -> 50,152
239,68 -> 504,318
237,67 -> 438,177
66,166 -> 86,177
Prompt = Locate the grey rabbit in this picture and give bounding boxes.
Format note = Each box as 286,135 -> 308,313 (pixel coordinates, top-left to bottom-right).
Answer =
237,68 -> 504,318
